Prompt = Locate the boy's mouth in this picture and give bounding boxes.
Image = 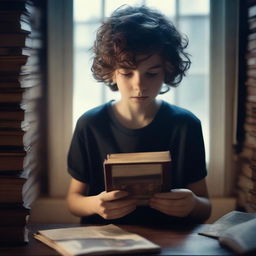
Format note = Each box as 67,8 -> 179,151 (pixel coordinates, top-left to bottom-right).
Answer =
130,96 -> 148,100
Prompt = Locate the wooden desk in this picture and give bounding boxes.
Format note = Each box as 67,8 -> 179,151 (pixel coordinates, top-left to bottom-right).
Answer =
0,224 -> 234,255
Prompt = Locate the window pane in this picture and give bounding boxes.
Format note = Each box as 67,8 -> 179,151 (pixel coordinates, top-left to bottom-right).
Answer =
105,0 -> 143,17
179,0 -> 209,15
175,74 -> 209,160
74,0 -> 101,21
75,22 -> 100,49
180,16 -> 210,73
73,0 -> 210,160
73,50 -> 102,123
146,0 -> 176,17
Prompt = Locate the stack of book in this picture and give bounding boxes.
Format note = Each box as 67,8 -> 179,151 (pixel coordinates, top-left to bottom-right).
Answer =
0,0 -> 42,244
237,0 -> 256,213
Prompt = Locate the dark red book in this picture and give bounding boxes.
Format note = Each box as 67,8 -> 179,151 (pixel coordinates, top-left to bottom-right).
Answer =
104,151 -> 172,205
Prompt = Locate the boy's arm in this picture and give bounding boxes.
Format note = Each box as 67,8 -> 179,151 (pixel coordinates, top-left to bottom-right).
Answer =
186,178 -> 211,222
66,178 -> 137,219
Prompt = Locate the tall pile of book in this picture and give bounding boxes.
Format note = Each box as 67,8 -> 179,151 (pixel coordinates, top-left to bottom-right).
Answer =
237,0 -> 256,213
0,0 -> 43,244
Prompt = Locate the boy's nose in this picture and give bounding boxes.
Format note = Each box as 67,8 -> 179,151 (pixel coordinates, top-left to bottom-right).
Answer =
133,75 -> 145,92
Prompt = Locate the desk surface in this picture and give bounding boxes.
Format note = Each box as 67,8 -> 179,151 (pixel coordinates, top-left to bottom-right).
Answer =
0,224 -> 234,256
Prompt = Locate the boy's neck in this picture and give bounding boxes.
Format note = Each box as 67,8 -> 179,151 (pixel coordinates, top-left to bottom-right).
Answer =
111,99 -> 162,129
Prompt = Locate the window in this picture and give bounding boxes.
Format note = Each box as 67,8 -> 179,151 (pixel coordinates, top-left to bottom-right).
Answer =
73,0 -> 210,160
47,0 -> 238,198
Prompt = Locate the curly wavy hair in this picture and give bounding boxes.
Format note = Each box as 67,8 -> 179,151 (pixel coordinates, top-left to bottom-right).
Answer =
91,5 -> 191,93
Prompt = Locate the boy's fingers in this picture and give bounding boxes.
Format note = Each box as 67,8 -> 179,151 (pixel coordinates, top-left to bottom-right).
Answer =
100,190 -> 129,201
153,189 -> 190,199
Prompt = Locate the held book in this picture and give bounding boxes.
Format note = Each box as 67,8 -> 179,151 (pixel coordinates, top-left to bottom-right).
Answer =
34,224 -> 160,256
103,151 -> 171,205
198,211 -> 256,254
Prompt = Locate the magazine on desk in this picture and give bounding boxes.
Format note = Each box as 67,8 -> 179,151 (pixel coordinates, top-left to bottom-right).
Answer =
103,151 -> 172,205
34,224 -> 160,256
199,210 -> 256,254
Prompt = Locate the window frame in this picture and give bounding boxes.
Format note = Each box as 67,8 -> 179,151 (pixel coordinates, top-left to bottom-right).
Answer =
47,0 -> 73,197
207,0 -> 239,197
46,0 -> 239,198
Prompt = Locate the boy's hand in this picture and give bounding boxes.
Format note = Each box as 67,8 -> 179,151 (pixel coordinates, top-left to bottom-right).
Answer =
149,189 -> 197,217
95,190 -> 137,220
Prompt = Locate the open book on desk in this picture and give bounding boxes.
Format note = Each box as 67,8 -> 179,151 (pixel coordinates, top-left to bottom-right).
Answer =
34,224 -> 160,256
199,210 -> 256,254
103,151 -> 171,206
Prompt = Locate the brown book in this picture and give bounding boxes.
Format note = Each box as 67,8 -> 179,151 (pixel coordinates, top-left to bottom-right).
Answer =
0,47 -> 23,56
0,108 -> 24,121
238,174 -> 256,191
0,88 -> 25,103
241,147 -> 256,161
247,85 -> 256,97
249,189 -> 256,204
245,115 -> 256,125
0,31 -> 30,47
34,224 -> 160,256
0,55 -> 28,72
0,120 -> 23,129
244,122 -> 256,133
0,150 -> 26,171
0,81 -> 21,88
0,226 -> 28,245
246,78 -> 256,87
240,146 -> 256,161
241,160 -> 256,180
245,102 -> 256,118
244,131 -> 256,148
0,175 -> 26,203
103,151 -> 172,205
0,130 -> 25,146
247,68 -> 256,79
0,205 -> 29,227
0,1 -> 27,12
0,13 -> 30,33
237,188 -> 248,207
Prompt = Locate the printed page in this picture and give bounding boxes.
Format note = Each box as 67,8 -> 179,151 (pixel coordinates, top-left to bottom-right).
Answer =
198,211 -> 256,238
35,224 -> 160,256
219,218 -> 256,254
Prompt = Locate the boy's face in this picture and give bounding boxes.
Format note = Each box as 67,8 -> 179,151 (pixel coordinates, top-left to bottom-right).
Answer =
112,54 -> 164,106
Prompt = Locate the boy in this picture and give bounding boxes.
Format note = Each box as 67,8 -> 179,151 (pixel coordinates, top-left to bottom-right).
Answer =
67,5 -> 211,225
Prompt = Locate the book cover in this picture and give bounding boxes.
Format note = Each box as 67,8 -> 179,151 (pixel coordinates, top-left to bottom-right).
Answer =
198,211 -> 256,254
0,130 -> 25,147
0,150 -> 26,172
198,211 -> 256,238
104,151 -> 171,205
0,226 -> 28,245
0,175 -> 27,203
0,88 -> 25,103
34,224 -> 160,256
218,218 -> 256,254
0,205 -> 29,227
0,31 -> 30,47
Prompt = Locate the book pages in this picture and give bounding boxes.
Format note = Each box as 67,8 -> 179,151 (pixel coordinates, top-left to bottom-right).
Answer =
34,224 -> 160,256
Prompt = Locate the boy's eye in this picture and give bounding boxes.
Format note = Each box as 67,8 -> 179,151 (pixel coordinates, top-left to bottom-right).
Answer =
119,72 -> 132,77
146,72 -> 158,77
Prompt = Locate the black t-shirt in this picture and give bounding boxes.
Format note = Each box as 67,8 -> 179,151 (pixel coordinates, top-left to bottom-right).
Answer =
67,100 -> 207,225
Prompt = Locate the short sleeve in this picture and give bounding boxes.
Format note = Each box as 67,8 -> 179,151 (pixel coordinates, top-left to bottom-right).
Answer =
67,117 -> 89,183
183,117 -> 207,185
